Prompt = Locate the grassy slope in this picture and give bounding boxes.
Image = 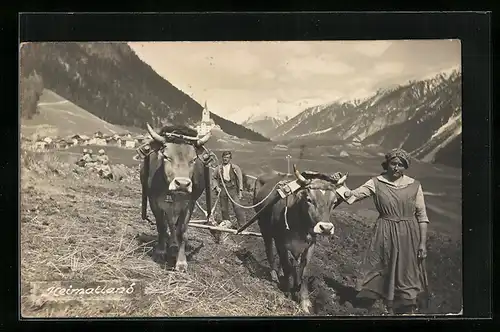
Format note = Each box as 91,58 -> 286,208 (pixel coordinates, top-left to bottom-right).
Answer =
21,89 -> 140,139
20,141 -> 462,317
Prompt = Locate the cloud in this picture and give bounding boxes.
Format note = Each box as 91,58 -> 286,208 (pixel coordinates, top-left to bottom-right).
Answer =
280,41 -> 313,56
186,48 -> 260,76
373,62 -> 405,75
353,41 -> 392,57
284,56 -> 355,78
260,69 -> 276,80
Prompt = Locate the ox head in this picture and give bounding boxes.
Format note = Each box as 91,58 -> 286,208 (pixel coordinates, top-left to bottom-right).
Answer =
146,123 -> 212,195
292,164 -> 347,236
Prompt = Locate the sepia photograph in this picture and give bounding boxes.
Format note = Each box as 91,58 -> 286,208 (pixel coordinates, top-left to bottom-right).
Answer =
19,40 -> 462,318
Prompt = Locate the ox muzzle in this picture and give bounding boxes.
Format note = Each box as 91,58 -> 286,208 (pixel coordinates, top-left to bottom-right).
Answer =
169,177 -> 193,194
313,222 -> 335,236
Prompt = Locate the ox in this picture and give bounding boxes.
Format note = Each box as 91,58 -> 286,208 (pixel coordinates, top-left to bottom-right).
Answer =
140,123 -> 212,272
252,165 -> 347,313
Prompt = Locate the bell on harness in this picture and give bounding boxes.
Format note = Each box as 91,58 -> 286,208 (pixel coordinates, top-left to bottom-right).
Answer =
276,180 -> 301,199
275,180 -> 302,231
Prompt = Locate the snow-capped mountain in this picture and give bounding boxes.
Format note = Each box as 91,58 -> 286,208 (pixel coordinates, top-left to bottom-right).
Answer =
271,69 -> 462,167
241,115 -> 285,138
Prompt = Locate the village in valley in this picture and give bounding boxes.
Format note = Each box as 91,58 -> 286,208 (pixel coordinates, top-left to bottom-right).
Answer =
22,101 -> 219,153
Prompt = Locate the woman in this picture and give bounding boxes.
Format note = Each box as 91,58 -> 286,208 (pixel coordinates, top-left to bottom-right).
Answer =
332,148 -> 429,315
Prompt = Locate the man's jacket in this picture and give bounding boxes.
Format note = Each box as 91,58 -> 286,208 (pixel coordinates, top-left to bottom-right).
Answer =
212,163 -> 244,192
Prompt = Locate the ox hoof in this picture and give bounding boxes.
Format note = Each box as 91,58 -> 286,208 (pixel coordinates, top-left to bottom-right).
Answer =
270,270 -> 279,284
175,260 -> 188,273
152,249 -> 167,262
300,299 -> 313,314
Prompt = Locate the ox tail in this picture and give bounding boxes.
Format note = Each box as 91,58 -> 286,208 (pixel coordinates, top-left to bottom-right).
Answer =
141,155 -> 150,221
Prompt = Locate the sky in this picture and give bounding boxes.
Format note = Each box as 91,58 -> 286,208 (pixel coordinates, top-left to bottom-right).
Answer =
128,40 -> 461,124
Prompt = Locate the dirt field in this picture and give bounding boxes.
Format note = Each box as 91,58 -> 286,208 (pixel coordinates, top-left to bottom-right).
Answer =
20,147 -> 462,317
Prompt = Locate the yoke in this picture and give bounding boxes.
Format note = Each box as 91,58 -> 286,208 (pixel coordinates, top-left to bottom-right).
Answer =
235,175 -> 355,234
235,179 -> 303,234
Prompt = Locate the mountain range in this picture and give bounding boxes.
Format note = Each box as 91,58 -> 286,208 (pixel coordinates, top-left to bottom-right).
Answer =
19,42 -> 270,142
256,69 -> 462,168
19,41 -> 461,168
241,114 -> 285,138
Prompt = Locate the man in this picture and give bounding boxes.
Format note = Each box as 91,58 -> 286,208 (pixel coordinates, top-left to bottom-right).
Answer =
212,151 -> 246,229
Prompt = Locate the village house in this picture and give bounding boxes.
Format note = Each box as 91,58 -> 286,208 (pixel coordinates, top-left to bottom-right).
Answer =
106,136 -> 121,147
273,144 -> 289,151
34,140 -> 48,151
87,136 -> 107,146
55,139 -> 68,149
339,150 -> 350,157
134,134 -> 147,145
79,135 -> 91,145
125,139 -> 136,149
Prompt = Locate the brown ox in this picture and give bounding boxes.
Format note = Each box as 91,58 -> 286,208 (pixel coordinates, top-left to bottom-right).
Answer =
140,123 -> 212,272
252,165 -> 347,313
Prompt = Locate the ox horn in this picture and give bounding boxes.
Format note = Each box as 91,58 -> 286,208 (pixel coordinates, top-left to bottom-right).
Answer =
146,123 -> 166,144
196,130 -> 212,146
337,172 -> 348,185
293,164 -> 308,185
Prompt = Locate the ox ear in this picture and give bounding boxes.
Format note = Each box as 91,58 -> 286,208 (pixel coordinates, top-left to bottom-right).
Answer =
336,172 -> 348,185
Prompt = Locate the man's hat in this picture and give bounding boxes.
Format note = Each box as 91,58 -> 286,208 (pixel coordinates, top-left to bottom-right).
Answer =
222,150 -> 232,157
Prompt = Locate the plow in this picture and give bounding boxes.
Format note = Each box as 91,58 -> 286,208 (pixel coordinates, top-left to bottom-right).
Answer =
136,132 -> 353,243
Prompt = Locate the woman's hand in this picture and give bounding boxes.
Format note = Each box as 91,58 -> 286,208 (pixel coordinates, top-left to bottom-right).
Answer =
417,242 -> 427,259
331,172 -> 343,181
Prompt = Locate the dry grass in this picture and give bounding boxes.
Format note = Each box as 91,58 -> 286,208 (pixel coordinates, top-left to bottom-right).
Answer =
20,151 -> 301,317
20,149 -> 463,318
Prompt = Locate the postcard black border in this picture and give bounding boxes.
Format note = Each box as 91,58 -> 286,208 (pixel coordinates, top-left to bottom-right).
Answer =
8,11 -> 493,330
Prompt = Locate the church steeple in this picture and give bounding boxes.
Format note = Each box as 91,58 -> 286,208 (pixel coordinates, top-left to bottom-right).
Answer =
196,100 -> 215,136
202,101 -> 210,123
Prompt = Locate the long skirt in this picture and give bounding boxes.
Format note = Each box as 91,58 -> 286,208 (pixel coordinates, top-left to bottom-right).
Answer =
355,217 -> 424,310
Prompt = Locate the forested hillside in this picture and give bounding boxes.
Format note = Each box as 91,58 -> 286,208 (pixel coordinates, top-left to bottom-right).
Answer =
19,42 -> 269,142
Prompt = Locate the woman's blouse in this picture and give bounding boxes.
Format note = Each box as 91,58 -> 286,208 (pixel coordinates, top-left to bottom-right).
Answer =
349,175 -> 430,223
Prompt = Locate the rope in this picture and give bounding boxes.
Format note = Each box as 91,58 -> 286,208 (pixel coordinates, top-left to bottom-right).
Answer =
284,205 -> 290,230
211,152 -> 282,210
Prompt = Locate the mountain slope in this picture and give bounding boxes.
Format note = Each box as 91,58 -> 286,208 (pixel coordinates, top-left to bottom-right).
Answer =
271,70 -> 462,167
19,42 -> 270,142
362,71 -> 461,165
241,115 -> 285,138
21,89 -> 129,138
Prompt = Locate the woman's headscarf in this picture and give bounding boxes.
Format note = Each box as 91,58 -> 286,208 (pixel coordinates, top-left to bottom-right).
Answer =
384,148 -> 411,169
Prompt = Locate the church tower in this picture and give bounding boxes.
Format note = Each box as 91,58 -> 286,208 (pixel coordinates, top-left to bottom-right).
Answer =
202,101 -> 210,122
196,101 -> 215,136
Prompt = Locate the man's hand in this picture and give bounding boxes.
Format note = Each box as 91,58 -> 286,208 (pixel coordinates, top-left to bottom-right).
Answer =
238,191 -> 243,200
214,186 -> 221,195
